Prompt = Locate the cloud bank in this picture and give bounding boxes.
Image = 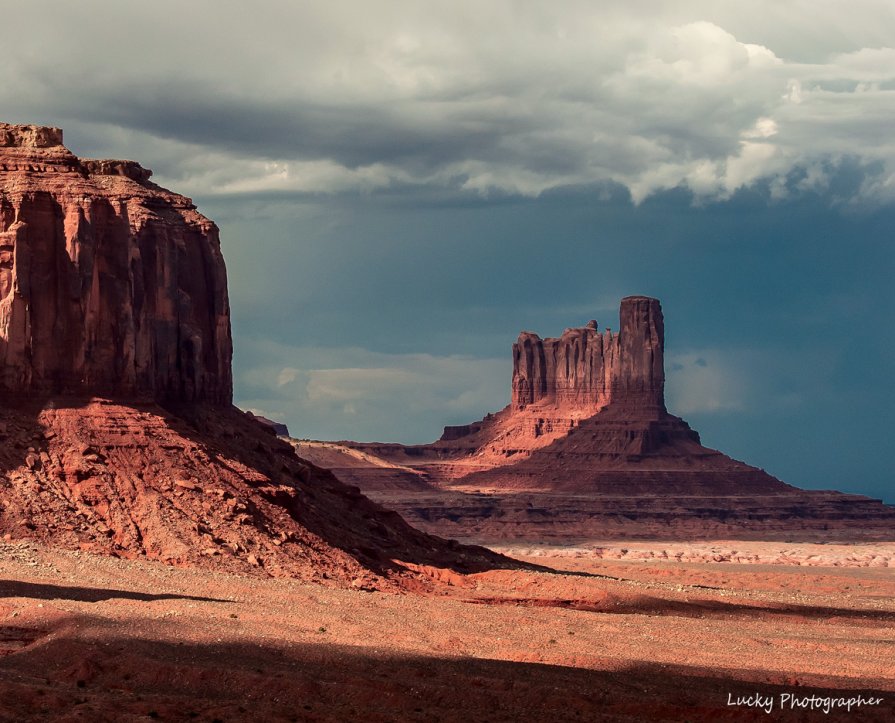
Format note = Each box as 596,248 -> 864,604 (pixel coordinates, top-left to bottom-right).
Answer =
235,340 -> 508,442
4,1 -> 895,203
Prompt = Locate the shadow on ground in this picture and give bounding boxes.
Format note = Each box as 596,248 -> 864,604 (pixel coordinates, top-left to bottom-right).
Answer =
0,580 -> 228,604
0,630 -> 890,722
464,593 -> 895,624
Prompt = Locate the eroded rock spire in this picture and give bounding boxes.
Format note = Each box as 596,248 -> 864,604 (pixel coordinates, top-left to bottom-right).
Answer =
512,295 -> 665,414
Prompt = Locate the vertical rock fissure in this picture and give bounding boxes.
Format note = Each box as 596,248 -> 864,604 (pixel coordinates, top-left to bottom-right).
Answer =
511,296 -> 666,416
0,123 -> 232,404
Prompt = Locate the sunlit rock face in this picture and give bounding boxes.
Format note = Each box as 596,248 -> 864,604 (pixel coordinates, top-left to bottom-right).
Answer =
0,124 -> 509,587
0,123 -> 232,404
512,295 -> 665,414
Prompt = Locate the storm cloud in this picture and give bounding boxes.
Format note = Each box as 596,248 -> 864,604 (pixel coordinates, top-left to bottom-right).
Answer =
2,2 -> 893,501
5,1 -> 895,202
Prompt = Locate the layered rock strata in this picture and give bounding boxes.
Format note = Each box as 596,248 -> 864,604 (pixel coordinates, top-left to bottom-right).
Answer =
0,399 -> 515,586
0,123 -> 515,587
513,295 -> 664,414
0,123 -> 231,404
297,297 -> 895,542
347,296 -> 727,481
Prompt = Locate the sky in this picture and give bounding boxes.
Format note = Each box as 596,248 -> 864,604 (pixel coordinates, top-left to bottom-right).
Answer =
1,1 -> 893,502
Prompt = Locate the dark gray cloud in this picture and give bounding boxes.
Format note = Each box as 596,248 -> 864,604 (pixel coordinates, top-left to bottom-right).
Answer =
1,2 -> 893,503
5,2 -> 895,201
63,83 -> 525,171
202,186 -> 894,503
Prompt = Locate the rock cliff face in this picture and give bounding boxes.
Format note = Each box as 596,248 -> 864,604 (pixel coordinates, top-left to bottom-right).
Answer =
512,296 -> 665,414
341,297 -> 749,473
0,123 -> 515,587
426,296 -> 697,460
301,296 -> 895,542
0,123 -> 231,404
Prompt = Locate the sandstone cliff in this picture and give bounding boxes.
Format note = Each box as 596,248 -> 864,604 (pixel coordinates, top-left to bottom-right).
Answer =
512,296 -> 664,414
0,123 -> 515,587
0,123 -> 231,403
305,297 -> 895,542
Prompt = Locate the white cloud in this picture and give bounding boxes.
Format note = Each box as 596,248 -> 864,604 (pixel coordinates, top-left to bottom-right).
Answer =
3,2 -> 895,203
306,368 -> 414,403
277,368 -> 299,387
666,351 -> 748,415
665,341 -> 846,418
234,340 -> 507,443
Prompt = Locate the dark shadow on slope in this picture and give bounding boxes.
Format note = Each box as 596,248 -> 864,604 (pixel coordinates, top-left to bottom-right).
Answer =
0,580 -> 228,604
0,399 -> 50,470
464,594 -> 895,623
0,631 -> 890,722
0,398 -> 61,538
158,401 -> 548,579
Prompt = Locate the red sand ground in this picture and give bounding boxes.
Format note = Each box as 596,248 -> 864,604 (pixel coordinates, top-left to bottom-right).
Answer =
1,539 -> 892,722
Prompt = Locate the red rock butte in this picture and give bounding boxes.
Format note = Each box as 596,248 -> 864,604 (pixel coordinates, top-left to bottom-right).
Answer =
296,297 -> 895,542
0,123 -> 516,587
341,296 -> 762,491
0,123 -> 231,404
513,295 -> 665,414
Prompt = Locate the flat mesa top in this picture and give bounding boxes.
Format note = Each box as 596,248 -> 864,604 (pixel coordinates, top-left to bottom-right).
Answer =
0,123 -> 64,148
0,121 -> 159,188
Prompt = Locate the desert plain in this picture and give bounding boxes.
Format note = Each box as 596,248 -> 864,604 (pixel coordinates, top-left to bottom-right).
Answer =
1,538 -> 893,722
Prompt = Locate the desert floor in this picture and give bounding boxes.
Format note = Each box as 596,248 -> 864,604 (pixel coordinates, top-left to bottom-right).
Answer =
1,540 -> 893,722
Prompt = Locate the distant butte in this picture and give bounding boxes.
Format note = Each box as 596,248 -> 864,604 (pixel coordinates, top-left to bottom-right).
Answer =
295,297 -> 895,543
0,123 -> 516,587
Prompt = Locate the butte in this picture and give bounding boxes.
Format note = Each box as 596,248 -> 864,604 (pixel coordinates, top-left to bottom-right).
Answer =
296,296 -> 895,544
0,122 -> 513,588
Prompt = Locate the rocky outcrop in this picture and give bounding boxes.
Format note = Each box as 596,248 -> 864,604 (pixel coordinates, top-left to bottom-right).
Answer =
0,399 -> 517,587
246,411 -> 290,437
512,296 -> 665,414
512,321 -> 613,411
418,296 -> 695,461
0,123 -> 231,404
613,295 -> 665,412
0,122 -> 518,588
305,297 -> 895,542
338,297 -> 760,477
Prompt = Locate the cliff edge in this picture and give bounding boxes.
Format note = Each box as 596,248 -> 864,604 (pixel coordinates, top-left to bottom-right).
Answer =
0,123 -> 516,586
0,123 -> 231,403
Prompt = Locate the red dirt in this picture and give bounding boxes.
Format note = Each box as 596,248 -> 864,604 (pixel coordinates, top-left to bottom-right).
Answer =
0,398 -> 519,591
0,539 -> 892,721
